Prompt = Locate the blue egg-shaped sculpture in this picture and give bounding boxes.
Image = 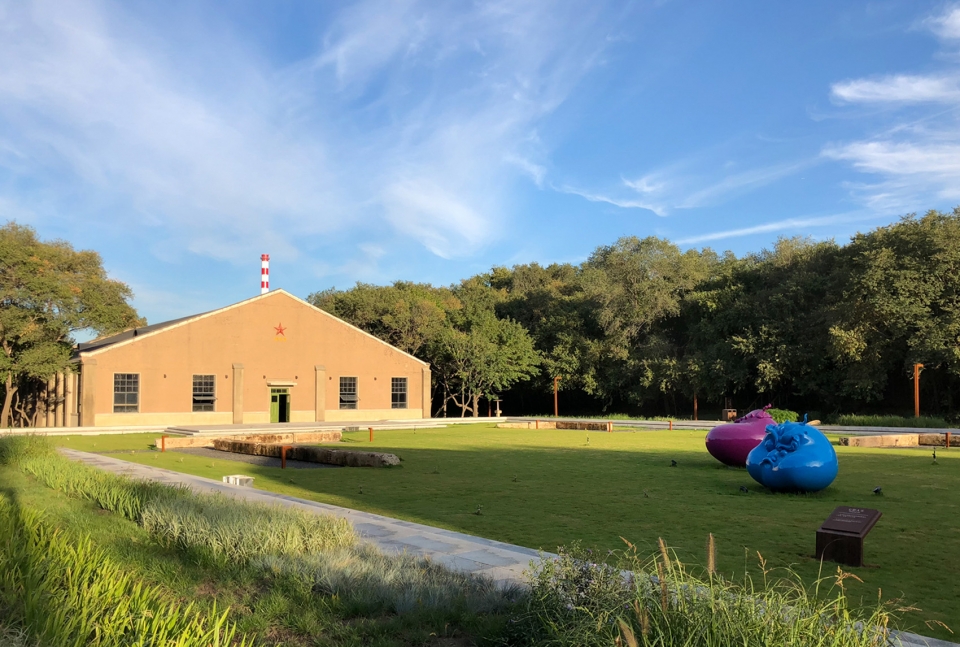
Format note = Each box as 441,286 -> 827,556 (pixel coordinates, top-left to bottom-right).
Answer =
745,418 -> 838,492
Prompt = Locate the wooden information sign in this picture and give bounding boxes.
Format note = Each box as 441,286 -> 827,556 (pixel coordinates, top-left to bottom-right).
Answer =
816,506 -> 882,567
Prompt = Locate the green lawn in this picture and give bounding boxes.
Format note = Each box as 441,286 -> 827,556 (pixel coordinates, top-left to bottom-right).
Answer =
55,425 -> 960,639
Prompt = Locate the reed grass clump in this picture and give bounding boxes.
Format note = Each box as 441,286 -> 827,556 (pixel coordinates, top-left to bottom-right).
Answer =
516,541 -> 896,647
142,494 -> 355,563
0,499 -> 250,647
1,436 -> 355,563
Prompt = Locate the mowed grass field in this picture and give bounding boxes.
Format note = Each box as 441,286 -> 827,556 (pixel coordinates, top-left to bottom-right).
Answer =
55,424 -> 960,638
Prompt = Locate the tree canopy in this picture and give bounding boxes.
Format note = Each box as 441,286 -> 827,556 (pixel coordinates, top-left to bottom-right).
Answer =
0,223 -> 142,427
312,209 -> 960,419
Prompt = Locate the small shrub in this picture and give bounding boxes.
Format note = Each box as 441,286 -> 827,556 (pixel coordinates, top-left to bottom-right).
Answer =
767,409 -> 800,424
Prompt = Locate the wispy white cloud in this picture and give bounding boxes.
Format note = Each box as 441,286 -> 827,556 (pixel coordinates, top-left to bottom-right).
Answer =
823,3 -> 960,212
0,0 -> 620,266
924,5 -> 960,40
675,212 -> 878,245
831,74 -> 960,104
673,160 -> 814,209
560,157 -> 810,216
554,184 -> 666,215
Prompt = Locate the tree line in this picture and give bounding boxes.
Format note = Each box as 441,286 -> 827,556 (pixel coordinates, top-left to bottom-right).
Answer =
4,209 -> 959,426
312,209 -> 960,419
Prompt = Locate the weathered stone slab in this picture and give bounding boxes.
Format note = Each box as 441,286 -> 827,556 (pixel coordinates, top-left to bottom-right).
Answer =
496,421 -> 558,429
155,430 -> 342,450
919,433 -> 960,447
839,434 -> 919,448
212,439 -> 400,467
556,421 -> 609,431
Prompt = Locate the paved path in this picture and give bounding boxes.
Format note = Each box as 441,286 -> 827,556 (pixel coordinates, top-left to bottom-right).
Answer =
60,448 -> 955,647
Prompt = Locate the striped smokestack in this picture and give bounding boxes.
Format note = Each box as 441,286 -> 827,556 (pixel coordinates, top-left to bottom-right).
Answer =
260,254 -> 270,294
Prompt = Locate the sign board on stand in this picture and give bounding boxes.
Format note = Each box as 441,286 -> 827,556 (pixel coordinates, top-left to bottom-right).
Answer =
816,506 -> 882,567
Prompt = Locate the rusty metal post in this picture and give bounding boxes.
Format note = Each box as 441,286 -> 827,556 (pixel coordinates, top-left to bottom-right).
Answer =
536,419 -> 539,430
693,393 -> 698,421
281,445 -> 292,469
669,420 -> 673,431
553,376 -> 560,417
161,435 -> 167,452
914,363 -> 922,418
608,421 -> 612,433
369,427 -> 373,442
947,431 -> 952,450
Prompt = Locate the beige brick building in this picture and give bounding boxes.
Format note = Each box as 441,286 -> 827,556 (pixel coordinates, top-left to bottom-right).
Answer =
59,290 -> 430,427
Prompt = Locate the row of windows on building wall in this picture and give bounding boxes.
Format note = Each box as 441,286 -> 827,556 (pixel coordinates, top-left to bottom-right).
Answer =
336,377 -> 407,409
112,374 -> 409,413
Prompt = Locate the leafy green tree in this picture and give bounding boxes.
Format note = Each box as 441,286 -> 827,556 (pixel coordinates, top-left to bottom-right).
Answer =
829,210 -> 960,408
310,277 -> 540,417
309,281 -> 456,357
436,276 -> 540,416
686,238 -> 845,410
494,262 -> 596,396
0,223 -> 142,427
578,236 -> 714,409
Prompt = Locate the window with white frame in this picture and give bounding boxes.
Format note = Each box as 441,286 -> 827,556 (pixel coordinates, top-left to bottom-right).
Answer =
339,377 -> 358,409
113,373 -> 139,413
391,377 -> 407,409
192,374 -> 216,412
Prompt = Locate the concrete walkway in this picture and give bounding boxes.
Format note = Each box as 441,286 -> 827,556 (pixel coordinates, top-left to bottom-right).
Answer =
60,448 -> 955,647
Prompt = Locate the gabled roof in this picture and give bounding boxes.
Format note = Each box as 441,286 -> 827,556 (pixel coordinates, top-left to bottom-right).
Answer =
73,289 -> 428,366
75,313 -> 208,353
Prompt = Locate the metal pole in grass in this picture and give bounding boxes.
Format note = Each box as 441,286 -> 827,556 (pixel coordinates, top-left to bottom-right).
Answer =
161,435 -> 166,452
369,427 -> 373,442
669,420 -> 673,431
281,445 -> 292,469
553,376 -> 560,417
914,363 -> 923,418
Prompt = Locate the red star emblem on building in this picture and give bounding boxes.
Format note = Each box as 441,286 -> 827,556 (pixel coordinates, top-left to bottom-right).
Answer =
274,323 -> 286,337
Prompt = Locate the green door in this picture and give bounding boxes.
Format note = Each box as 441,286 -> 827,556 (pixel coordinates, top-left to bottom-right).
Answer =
270,388 -> 290,423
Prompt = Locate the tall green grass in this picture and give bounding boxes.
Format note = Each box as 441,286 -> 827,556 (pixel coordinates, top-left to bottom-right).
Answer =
0,500 -> 250,647
4,435 -> 355,563
831,415 -> 951,429
512,541 -> 899,647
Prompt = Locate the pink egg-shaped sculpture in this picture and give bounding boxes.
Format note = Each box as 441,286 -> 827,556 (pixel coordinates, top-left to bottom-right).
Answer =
705,407 -> 773,467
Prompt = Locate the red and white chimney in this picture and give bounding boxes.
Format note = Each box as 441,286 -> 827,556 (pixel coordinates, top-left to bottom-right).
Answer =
260,254 -> 270,294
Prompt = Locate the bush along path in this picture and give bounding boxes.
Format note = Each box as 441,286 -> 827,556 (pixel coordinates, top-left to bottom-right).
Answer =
1,436 -> 952,647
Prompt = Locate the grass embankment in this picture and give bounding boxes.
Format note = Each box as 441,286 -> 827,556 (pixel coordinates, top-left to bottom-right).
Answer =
60,425 -> 960,640
1,436 -> 520,646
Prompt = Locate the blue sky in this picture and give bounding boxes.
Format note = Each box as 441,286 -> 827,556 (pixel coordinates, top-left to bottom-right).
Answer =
3,1 -> 960,325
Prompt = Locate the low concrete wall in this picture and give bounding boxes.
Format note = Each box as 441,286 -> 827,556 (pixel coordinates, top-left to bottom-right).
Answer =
840,434 -> 919,448
212,439 -> 399,467
155,430 -> 342,450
